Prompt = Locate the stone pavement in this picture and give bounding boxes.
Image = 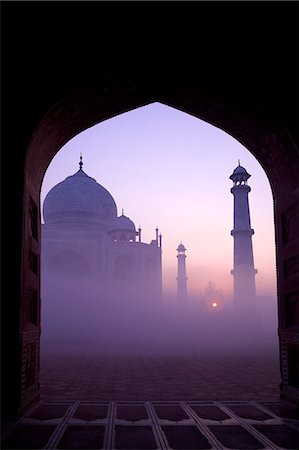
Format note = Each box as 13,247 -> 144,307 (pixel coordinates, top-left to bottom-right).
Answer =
2,400 -> 299,449
39,351 -> 282,402
3,349 -> 299,449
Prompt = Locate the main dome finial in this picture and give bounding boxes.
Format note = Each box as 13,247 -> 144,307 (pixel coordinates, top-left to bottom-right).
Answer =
79,153 -> 83,171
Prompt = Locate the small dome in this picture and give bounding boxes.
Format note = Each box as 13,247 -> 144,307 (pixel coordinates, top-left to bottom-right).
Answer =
233,165 -> 247,174
177,243 -> 186,252
43,168 -> 117,225
110,213 -> 136,232
230,163 -> 251,182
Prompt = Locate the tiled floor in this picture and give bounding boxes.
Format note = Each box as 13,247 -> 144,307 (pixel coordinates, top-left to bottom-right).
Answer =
2,351 -> 298,449
2,400 -> 299,449
39,352 -> 282,401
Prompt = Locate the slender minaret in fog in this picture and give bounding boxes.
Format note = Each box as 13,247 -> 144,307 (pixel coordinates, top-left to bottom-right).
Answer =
177,242 -> 188,301
230,162 -> 257,312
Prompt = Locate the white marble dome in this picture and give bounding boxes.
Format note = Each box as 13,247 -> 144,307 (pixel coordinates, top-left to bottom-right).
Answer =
43,168 -> 117,225
110,213 -> 136,232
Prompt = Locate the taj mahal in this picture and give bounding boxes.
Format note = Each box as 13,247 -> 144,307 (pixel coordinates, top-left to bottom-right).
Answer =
41,157 -> 261,346
41,156 -> 163,305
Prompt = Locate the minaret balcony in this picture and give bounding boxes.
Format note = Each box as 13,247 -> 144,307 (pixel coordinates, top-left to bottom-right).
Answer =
231,184 -> 251,194
231,229 -> 254,236
231,268 -> 258,275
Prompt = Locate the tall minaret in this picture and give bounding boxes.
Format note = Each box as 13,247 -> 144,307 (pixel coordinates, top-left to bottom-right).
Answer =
230,162 -> 257,313
177,242 -> 188,301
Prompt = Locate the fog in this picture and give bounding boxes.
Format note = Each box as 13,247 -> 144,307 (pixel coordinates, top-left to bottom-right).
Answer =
41,273 -> 278,358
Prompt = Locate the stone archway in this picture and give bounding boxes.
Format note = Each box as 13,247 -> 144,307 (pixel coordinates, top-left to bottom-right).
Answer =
19,66 -> 299,413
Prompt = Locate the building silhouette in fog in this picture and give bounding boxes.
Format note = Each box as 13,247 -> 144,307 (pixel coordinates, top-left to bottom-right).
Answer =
230,162 -> 257,313
42,157 -> 163,304
176,242 -> 188,302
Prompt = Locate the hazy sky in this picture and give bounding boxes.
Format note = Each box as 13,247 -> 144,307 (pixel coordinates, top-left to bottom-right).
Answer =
41,102 -> 276,300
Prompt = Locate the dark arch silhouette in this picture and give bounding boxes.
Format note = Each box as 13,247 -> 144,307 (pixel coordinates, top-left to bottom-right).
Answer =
21,75 -> 299,412
2,2 -> 298,418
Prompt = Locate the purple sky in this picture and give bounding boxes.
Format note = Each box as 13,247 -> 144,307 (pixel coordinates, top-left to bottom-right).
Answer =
41,103 -> 276,300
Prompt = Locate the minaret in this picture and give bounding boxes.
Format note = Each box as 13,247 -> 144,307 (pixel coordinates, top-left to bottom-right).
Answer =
230,162 -> 257,313
177,242 -> 188,301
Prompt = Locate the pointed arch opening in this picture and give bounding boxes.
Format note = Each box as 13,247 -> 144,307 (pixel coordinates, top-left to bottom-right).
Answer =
16,70 -> 299,413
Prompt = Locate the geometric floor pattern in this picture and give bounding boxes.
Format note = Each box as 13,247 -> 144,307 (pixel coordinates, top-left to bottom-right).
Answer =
2,351 -> 298,449
2,400 -> 299,449
39,353 -> 282,402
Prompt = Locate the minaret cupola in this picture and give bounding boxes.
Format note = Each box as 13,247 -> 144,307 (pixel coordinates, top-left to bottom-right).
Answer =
229,160 -> 251,186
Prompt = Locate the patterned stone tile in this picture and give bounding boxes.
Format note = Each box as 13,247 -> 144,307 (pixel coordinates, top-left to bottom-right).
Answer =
224,404 -> 272,421
1,424 -> 56,449
253,424 -> 299,449
2,400 -> 298,449
57,425 -> 105,449
208,425 -> 265,449
162,425 -> 212,449
114,425 -> 157,449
